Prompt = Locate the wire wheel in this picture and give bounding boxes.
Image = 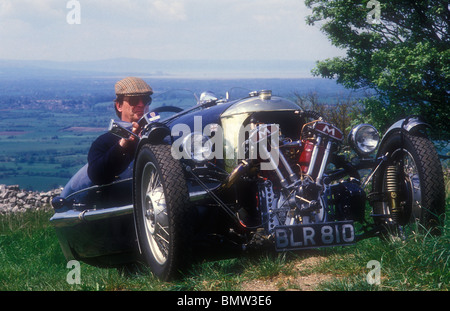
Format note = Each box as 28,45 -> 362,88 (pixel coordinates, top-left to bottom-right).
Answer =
134,144 -> 192,280
373,131 -> 445,236
141,162 -> 169,265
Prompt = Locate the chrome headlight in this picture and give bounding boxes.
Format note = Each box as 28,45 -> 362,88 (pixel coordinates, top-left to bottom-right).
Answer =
348,124 -> 380,156
182,132 -> 213,163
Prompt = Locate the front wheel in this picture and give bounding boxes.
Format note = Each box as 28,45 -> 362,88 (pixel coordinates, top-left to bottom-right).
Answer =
134,144 -> 192,280
372,131 -> 445,236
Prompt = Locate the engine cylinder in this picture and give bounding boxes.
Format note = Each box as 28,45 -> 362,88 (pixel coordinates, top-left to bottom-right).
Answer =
299,140 -> 314,174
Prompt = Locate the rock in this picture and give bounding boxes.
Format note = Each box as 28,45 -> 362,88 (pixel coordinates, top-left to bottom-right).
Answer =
41,191 -> 53,197
0,184 -> 60,214
16,192 -> 27,199
7,185 -> 20,191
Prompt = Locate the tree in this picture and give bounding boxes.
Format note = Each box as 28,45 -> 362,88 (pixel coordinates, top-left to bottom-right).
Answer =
294,91 -> 364,140
305,0 -> 449,139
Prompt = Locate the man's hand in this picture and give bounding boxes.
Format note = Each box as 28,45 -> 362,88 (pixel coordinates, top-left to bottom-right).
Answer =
119,122 -> 141,148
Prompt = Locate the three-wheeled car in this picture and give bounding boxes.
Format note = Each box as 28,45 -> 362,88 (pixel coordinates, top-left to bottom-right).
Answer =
51,89 -> 445,280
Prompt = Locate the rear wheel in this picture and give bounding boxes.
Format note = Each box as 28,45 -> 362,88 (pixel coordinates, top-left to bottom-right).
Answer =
372,131 -> 445,236
134,144 -> 192,280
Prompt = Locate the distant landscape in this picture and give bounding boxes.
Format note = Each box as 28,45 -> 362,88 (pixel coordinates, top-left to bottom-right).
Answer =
0,59 -> 360,191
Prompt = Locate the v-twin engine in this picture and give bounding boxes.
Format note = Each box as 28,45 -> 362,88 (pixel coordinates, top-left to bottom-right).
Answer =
253,118 -> 345,234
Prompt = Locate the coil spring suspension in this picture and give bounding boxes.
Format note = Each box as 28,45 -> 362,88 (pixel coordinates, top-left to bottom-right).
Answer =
385,165 -> 402,223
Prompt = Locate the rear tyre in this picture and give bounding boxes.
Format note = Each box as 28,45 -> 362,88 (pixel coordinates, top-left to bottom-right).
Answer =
134,144 -> 192,280
372,131 -> 445,236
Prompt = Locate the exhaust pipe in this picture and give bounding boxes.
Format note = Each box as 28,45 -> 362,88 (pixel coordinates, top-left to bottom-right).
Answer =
221,160 -> 251,190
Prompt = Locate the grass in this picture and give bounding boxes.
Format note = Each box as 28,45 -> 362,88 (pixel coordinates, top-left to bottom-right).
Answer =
313,227 -> 449,291
0,203 -> 448,292
1,160 -> 449,291
0,209 -> 290,291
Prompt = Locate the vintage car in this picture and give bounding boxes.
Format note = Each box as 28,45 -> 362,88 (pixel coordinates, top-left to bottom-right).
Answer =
50,89 -> 445,280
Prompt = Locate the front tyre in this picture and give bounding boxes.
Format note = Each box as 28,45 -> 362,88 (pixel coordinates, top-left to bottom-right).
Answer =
372,131 -> 445,236
134,144 -> 192,280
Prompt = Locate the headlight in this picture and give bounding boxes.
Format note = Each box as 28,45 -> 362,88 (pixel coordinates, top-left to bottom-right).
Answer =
182,132 -> 213,163
348,124 -> 380,156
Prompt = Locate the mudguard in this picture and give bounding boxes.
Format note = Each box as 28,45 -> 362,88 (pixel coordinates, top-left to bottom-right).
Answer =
380,116 -> 430,147
139,122 -> 171,146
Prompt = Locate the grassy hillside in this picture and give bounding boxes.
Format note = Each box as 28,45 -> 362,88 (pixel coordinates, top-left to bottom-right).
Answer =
0,196 -> 448,291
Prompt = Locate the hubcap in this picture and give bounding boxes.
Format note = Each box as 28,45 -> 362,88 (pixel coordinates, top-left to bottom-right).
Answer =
141,162 -> 170,265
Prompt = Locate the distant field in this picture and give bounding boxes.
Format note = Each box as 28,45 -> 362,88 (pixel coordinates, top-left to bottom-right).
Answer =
61,127 -> 106,132
0,106 -> 111,191
0,176 -> 70,192
0,77 -> 362,191
0,131 -> 28,136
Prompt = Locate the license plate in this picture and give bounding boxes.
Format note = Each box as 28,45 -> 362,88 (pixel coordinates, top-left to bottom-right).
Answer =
274,221 -> 355,251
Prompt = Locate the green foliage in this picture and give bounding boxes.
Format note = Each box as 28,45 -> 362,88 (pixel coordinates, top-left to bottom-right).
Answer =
316,226 -> 450,291
294,91 -> 365,139
305,0 -> 450,138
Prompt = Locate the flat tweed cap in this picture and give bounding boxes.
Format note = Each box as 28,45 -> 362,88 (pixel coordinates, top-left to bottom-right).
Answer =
115,77 -> 153,97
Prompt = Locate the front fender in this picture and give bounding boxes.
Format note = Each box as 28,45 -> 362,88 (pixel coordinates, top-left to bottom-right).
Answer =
139,122 -> 171,147
380,116 -> 430,147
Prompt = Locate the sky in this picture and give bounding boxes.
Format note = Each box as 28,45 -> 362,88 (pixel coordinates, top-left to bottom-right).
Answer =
0,0 -> 345,63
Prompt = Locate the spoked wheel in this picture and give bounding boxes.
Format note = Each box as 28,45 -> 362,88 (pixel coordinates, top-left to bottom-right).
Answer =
134,144 -> 192,280
372,131 -> 445,236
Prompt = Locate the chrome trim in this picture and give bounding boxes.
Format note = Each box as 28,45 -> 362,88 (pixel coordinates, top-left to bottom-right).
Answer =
64,178 -> 133,201
306,136 -> 321,177
279,145 -> 298,183
316,140 -> 332,184
220,95 -> 299,118
386,117 -> 428,133
348,124 -> 380,156
380,117 -> 430,147
50,205 -> 134,228
260,143 -> 288,188
189,190 -> 210,201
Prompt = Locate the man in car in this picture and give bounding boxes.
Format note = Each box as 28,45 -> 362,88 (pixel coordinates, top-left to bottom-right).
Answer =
87,77 -> 153,185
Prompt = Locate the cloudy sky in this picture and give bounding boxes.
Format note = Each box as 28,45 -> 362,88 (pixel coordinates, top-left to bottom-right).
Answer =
0,0 -> 345,63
